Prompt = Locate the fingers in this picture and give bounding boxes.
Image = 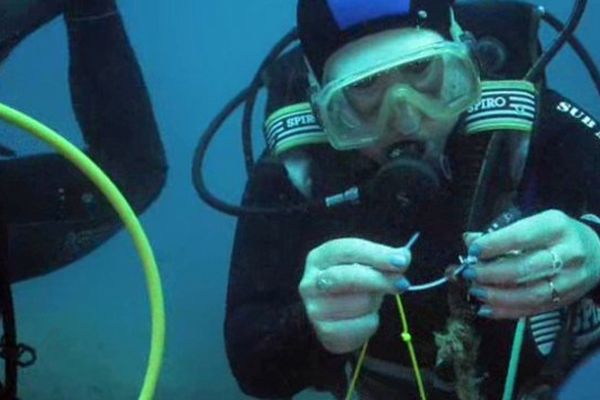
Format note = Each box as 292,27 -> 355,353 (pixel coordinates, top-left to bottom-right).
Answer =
463,232 -> 483,248
302,263 -> 404,298
308,238 -> 412,273
307,293 -> 383,321
463,244 -> 573,286
315,313 -> 380,354
469,210 -> 569,260
469,267 -> 585,319
300,238 -> 413,352
462,211 -> 600,320
301,268 -> 388,354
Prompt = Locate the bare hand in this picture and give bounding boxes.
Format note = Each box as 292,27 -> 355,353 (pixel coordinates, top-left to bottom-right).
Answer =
462,210 -> 600,319
299,238 -> 411,354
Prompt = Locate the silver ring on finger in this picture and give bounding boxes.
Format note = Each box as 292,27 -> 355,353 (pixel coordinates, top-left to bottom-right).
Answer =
547,248 -> 564,276
316,272 -> 333,292
547,277 -> 561,305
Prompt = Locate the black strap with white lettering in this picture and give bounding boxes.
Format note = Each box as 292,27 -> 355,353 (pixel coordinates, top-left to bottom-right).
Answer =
465,80 -> 537,135
263,102 -> 328,155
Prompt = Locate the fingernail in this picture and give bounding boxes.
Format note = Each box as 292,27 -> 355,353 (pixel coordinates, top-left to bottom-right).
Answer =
462,267 -> 477,281
469,287 -> 488,301
463,232 -> 483,246
390,253 -> 408,268
477,306 -> 493,318
395,278 -> 411,293
468,243 -> 482,258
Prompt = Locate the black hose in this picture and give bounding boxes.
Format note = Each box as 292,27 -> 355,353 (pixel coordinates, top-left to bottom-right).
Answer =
542,11 -> 600,97
194,1 -> 600,217
525,0 -> 588,82
192,28 -> 316,216
191,86 -> 313,216
192,87 -> 253,216
241,88 -> 260,176
241,28 -> 299,175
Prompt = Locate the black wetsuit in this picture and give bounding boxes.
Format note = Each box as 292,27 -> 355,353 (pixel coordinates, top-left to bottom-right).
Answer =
0,0 -> 167,283
225,89 -> 600,399
0,0 -> 64,62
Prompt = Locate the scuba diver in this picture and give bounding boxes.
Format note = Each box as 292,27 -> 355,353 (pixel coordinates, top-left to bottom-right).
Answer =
192,0 -> 600,399
0,0 -> 166,397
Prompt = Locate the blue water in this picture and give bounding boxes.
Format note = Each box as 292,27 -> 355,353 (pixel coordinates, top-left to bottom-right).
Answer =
0,1 -> 598,399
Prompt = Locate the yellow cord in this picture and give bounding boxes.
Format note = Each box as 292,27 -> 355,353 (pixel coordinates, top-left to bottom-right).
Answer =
344,341 -> 369,400
343,295 -> 427,400
395,295 -> 428,400
0,102 -> 165,400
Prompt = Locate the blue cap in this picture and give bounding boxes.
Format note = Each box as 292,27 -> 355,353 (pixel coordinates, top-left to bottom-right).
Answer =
297,0 -> 454,82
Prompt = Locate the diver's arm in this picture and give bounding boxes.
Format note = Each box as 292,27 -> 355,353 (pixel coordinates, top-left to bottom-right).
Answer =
224,160 -> 348,398
562,98 -> 600,303
541,91 -> 600,237
64,0 -> 167,211
0,0 -> 166,283
521,89 -> 600,300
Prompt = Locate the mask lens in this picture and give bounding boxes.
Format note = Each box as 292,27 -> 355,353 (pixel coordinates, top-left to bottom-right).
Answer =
317,42 -> 481,150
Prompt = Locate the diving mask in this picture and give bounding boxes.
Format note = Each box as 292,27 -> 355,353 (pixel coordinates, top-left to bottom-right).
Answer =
313,41 -> 481,150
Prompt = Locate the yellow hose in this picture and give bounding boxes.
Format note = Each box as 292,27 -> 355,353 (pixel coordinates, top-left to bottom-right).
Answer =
0,102 -> 166,400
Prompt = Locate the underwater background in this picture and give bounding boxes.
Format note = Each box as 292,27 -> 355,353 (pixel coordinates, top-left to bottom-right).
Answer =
0,0 -> 598,399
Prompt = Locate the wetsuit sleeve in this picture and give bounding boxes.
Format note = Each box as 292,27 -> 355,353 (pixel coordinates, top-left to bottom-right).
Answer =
522,89 -> 600,300
0,0 -> 167,283
224,160 -> 348,398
